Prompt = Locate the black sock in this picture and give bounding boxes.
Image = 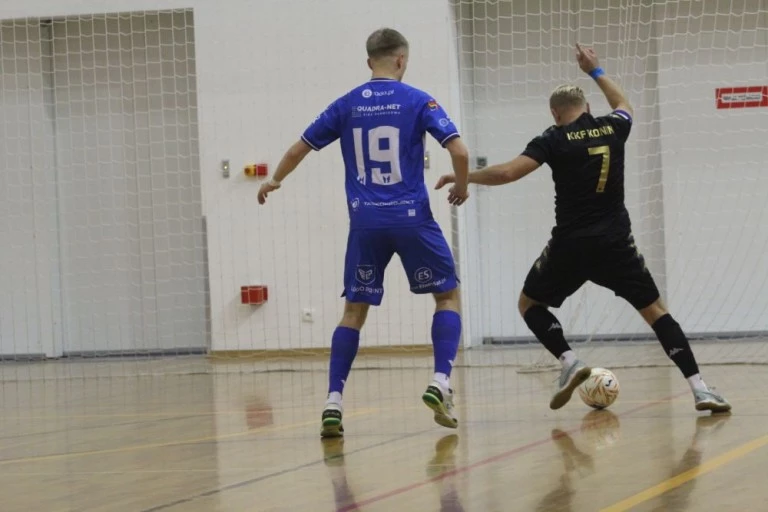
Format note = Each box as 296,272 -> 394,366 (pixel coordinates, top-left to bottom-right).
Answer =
523,306 -> 571,359
652,314 -> 699,378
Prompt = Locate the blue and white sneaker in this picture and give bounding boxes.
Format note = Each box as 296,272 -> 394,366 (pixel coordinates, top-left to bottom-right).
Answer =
550,360 -> 592,410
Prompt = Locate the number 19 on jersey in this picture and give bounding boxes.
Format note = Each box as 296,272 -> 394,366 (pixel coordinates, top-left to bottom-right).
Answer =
353,126 -> 403,186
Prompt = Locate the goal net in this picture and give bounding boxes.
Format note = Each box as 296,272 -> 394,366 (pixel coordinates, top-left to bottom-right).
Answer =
0,2 -> 766,381
453,0 -> 768,372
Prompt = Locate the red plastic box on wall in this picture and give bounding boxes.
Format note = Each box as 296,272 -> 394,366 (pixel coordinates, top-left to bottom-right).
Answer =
244,163 -> 269,177
241,285 -> 268,305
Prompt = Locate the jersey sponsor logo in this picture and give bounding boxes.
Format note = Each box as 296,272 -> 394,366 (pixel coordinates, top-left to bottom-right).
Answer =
438,118 -> 450,127
427,99 -> 438,111
363,199 -> 415,207
548,322 -> 562,331
354,104 -> 402,113
350,285 -> 384,295
356,265 -> 376,285
412,277 -> 447,290
351,198 -> 360,211
361,88 -> 395,98
414,267 -> 433,284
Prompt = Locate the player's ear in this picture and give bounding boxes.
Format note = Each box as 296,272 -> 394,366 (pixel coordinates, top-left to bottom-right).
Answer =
550,107 -> 559,124
367,58 -> 373,71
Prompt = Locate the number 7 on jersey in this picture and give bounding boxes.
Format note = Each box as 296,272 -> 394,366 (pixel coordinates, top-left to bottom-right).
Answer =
588,145 -> 611,193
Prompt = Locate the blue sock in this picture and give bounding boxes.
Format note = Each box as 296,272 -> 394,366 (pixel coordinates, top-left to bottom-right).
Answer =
432,310 -> 461,376
328,326 -> 360,395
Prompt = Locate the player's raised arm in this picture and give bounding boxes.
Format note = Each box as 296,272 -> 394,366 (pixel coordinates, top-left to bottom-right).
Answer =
435,154 -> 540,189
576,43 -> 633,117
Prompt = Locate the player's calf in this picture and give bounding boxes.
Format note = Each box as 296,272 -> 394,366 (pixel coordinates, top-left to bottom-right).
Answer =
643,302 -> 732,414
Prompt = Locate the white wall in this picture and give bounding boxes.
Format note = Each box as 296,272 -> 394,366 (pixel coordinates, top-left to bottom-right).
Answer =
658,0 -> 768,333
457,0 -> 768,343
0,0 -> 463,353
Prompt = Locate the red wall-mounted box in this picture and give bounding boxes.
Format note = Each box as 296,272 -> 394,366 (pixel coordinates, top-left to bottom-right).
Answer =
244,163 -> 269,177
241,285 -> 268,305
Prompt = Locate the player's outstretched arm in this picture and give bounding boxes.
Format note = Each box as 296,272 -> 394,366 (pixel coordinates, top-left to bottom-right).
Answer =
576,43 -> 633,117
435,155 -> 540,190
443,138 -> 470,205
257,139 -> 313,205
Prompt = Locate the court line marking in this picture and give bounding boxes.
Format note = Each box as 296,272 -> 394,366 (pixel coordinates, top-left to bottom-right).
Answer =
0,409 -> 377,465
336,392 -> 689,512
139,428 -> 435,512
599,430 -> 768,512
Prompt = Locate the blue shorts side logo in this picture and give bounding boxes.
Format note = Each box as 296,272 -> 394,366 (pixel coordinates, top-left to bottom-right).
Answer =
414,267 -> 433,284
356,265 -> 376,285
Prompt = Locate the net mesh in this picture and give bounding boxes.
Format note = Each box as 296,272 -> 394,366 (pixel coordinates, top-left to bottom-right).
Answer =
0,3 -> 767,381
0,10 -> 206,375
453,0 -> 768,372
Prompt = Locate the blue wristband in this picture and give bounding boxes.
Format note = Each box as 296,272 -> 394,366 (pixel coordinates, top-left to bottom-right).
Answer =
589,67 -> 605,80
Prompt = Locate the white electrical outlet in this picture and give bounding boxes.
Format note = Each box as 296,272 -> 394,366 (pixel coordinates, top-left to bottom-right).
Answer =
301,308 -> 314,323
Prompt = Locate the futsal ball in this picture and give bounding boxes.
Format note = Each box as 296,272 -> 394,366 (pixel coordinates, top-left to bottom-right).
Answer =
578,368 -> 619,409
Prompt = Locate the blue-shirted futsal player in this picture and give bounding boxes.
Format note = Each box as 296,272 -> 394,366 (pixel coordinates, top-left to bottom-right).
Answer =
257,28 -> 471,437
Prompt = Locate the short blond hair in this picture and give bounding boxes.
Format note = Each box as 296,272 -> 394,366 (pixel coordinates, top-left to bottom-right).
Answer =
550,84 -> 586,110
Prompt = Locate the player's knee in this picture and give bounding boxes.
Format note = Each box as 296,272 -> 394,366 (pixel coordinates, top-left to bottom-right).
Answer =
638,298 -> 668,326
518,293 -> 538,317
433,287 -> 460,312
340,302 -> 369,330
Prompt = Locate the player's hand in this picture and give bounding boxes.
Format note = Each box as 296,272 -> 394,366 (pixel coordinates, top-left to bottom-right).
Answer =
257,180 -> 281,205
448,184 -> 469,206
434,174 -> 456,190
576,43 -> 600,74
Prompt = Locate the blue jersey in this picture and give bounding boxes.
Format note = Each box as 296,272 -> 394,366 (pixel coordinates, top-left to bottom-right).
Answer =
301,78 -> 460,229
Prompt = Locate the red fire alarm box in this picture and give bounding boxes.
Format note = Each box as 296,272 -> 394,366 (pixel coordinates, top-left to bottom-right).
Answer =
241,285 -> 268,305
244,163 -> 269,177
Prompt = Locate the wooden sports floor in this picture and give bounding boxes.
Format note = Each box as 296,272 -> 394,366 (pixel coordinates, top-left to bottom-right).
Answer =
0,350 -> 766,511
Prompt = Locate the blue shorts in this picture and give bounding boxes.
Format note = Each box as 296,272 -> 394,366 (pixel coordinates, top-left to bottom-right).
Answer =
342,220 -> 458,305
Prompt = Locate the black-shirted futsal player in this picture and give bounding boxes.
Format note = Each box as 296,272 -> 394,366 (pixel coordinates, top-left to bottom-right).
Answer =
436,44 -> 730,414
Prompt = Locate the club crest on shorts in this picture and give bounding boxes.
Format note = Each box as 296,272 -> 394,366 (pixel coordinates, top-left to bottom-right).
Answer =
356,265 -> 376,285
414,267 -> 433,284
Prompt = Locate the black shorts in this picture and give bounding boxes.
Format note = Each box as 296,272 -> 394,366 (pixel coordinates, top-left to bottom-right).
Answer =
523,233 -> 660,310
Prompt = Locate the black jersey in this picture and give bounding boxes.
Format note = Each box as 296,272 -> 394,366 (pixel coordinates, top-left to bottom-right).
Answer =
522,110 -> 633,238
